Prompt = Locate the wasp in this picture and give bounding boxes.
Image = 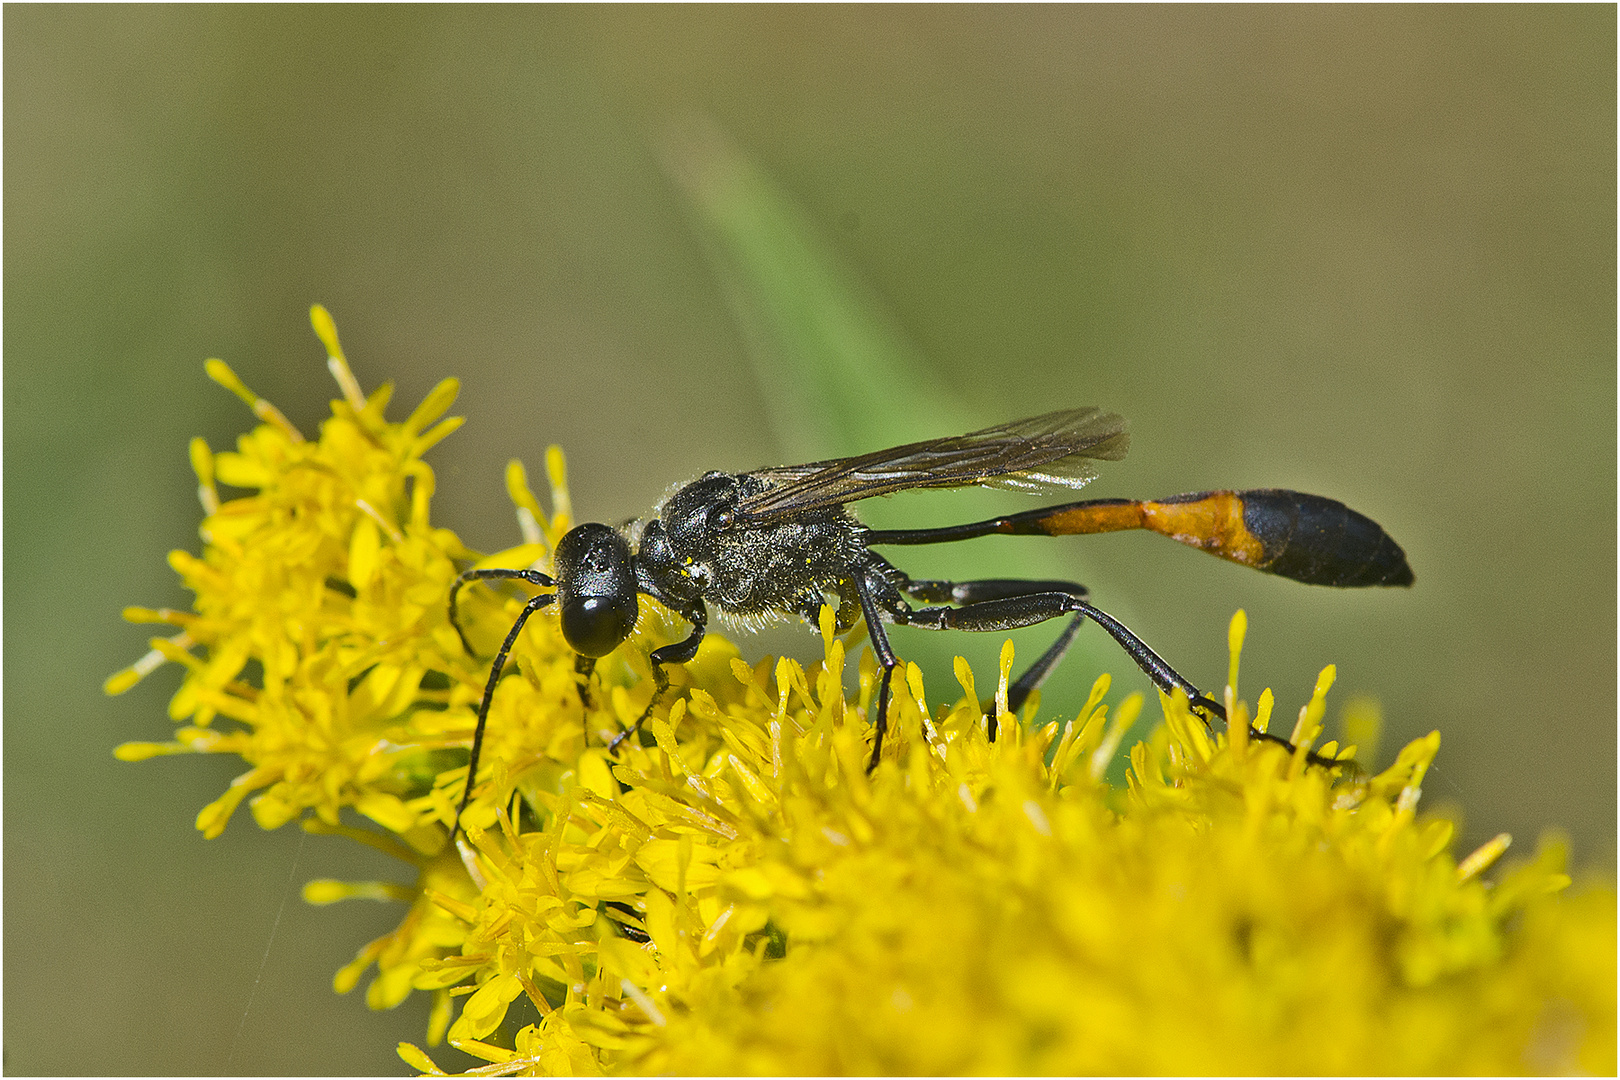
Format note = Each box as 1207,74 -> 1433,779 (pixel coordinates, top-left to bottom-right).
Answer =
448,408 -> 1411,836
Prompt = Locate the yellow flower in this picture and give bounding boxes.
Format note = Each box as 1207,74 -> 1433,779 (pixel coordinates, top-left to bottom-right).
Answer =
400,628 -> 1614,1076
114,310 -> 1615,1075
110,306 -> 478,842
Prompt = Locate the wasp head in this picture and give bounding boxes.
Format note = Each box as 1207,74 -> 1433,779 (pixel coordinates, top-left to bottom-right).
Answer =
553,522 -> 638,657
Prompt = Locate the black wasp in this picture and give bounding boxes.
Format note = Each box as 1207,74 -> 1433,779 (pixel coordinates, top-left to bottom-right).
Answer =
448,408 -> 1412,837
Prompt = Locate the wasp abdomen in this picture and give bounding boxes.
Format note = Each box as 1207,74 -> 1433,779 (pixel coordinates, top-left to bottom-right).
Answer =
1135,489 -> 1413,587
1213,489 -> 1414,588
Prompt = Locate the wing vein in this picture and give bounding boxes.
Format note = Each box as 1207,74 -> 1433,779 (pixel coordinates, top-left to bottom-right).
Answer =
736,408 -> 1129,520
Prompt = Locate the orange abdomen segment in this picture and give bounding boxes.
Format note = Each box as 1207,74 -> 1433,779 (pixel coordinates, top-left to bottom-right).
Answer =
1138,491 -> 1268,568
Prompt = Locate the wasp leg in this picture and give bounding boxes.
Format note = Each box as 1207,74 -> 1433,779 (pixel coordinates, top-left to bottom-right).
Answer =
451,590 -> 555,845
449,566 -> 555,657
851,568 -> 1098,768
894,587 -> 1347,770
987,609 -> 1088,734
606,603 -> 708,756
884,588 -> 1099,747
1036,600 -> 1351,768
899,591 -> 1221,711
895,576 -> 1091,736
573,653 -> 598,743
851,574 -> 906,771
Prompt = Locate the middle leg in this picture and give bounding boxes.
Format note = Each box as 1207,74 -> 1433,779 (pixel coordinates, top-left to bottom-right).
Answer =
605,601 -> 709,756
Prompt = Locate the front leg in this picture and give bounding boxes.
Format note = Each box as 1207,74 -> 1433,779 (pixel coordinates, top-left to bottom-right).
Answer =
451,590 -> 556,845
574,653 -> 598,743
606,601 -> 708,755
449,566 -> 555,657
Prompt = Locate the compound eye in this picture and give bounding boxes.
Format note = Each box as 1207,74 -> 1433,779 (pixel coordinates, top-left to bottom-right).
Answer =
560,594 -> 637,658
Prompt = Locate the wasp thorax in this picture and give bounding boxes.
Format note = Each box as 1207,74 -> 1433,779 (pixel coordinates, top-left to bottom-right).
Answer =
661,472 -> 741,561
553,522 -> 638,657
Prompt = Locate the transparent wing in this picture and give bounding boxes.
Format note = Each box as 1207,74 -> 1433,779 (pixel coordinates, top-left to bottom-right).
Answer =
736,408 -> 1129,521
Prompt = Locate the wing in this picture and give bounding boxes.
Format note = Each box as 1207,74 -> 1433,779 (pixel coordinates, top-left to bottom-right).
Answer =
735,408 -> 1130,521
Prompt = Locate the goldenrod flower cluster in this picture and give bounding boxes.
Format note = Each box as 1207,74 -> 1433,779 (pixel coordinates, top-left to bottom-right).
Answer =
112,309 -> 1615,1075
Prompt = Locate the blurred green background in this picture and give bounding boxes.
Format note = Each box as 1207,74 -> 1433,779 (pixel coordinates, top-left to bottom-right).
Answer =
6,7 -> 1613,1075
